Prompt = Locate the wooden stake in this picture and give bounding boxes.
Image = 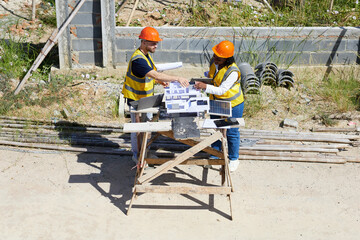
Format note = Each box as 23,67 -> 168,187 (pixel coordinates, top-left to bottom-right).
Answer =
263,0 -> 276,14
14,0 -> 87,95
125,0 -> 139,27
32,0 -> 36,21
329,0 -> 334,12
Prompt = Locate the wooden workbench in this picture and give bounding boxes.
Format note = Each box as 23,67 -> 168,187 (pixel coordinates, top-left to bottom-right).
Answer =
123,118 -> 244,220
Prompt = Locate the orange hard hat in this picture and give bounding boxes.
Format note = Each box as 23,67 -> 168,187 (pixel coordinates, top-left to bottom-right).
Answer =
212,40 -> 234,58
139,27 -> 163,42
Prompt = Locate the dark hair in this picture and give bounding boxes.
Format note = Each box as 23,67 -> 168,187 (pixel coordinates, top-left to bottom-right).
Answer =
224,56 -> 235,67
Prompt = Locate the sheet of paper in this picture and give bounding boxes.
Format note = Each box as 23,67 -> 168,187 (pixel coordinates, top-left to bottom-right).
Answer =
156,62 -> 182,71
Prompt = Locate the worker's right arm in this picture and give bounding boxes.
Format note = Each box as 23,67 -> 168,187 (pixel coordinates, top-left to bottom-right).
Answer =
146,70 -> 189,88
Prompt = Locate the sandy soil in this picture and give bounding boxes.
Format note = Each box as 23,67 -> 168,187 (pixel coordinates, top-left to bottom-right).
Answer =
1,146 -> 360,240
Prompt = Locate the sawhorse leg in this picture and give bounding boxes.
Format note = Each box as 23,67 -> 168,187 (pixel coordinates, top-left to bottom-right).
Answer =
128,132 -> 149,215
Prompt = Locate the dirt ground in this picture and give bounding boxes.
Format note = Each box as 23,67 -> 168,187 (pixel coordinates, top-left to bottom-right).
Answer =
1,146 -> 360,240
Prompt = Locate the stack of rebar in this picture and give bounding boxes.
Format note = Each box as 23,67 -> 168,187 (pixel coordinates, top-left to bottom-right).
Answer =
238,62 -> 261,94
255,62 -> 278,86
276,69 -> 295,89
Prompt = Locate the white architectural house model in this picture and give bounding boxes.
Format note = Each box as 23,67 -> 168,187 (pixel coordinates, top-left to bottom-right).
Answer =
164,82 -> 210,114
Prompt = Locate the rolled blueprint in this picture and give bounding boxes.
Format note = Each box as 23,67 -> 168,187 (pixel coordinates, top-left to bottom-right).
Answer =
156,62 -> 183,71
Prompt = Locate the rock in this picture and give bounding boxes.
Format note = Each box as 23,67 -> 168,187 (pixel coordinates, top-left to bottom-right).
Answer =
53,110 -> 61,116
313,115 -> 320,120
29,92 -> 38,101
61,108 -> 71,119
281,118 -> 298,129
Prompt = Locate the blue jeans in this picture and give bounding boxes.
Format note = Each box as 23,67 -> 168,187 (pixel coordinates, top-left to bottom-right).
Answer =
211,102 -> 244,161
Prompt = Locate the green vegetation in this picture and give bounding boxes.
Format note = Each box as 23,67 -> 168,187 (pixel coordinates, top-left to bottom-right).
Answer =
0,73 -> 76,115
318,113 -> 336,127
0,38 -> 35,80
120,0 -> 359,27
37,0 -> 57,28
0,35 -> 74,116
186,0 -> 359,27
243,93 -> 268,118
319,68 -> 360,112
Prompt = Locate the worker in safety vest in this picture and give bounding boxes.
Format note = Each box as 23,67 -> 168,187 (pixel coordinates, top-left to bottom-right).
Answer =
194,40 -> 244,172
122,26 -> 189,164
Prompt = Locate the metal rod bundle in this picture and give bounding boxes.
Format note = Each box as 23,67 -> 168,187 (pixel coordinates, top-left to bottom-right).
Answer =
238,62 -> 261,94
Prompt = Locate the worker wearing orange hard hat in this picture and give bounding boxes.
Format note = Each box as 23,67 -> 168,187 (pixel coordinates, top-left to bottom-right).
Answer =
195,40 -> 244,172
122,27 -> 189,164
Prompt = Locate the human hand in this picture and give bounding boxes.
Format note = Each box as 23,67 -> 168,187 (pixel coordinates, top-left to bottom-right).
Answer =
155,80 -> 169,87
177,77 -> 189,88
194,81 -> 207,90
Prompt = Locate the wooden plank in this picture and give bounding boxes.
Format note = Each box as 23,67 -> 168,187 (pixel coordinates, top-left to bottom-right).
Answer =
123,122 -> 172,133
311,127 -> 360,133
240,129 -> 360,140
239,146 -> 339,153
159,131 -> 224,159
135,185 -> 231,195
238,155 -> 346,164
145,158 -> 224,165
0,139 -> 131,155
241,135 -> 352,144
138,131 -> 223,184
238,150 -> 348,158
243,144 -> 350,149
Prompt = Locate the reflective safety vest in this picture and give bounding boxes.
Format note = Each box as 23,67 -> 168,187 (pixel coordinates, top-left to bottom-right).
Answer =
208,60 -> 244,107
122,49 -> 156,100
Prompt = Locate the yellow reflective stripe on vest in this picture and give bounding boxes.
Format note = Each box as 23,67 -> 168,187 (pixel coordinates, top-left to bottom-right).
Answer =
126,55 -> 153,83
124,84 -> 154,96
209,62 -> 244,107
212,86 -> 241,101
122,49 -> 156,100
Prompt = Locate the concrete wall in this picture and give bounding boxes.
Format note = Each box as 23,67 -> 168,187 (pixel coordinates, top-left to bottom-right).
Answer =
57,0 -> 360,69
114,27 -> 360,67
